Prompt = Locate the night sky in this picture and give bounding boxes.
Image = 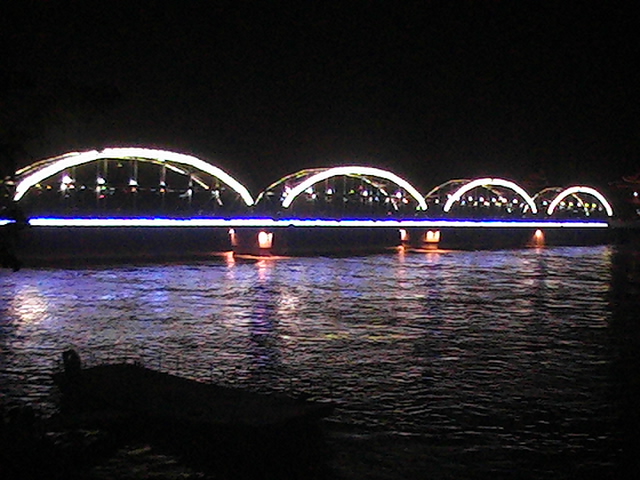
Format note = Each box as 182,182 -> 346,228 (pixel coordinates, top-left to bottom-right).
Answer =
2,1 -> 639,194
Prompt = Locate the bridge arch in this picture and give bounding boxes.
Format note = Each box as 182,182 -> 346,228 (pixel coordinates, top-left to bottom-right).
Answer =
423,179 -> 470,212
443,177 -> 538,214
13,147 -> 255,208
546,186 -> 614,217
279,166 -> 427,210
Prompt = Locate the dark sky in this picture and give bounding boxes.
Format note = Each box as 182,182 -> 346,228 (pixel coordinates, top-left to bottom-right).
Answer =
2,1 -> 639,193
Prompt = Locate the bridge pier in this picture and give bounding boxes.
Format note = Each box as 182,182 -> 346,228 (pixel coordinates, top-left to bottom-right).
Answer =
538,227 -> 611,246
400,226 -> 611,250
400,228 -> 441,250
230,228 -> 276,256
231,227 -> 402,256
401,227 -> 548,250
3,218 -> 613,266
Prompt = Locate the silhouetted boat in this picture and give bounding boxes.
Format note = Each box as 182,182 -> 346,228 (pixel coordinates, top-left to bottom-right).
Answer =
52,352 -> 334,478
54,360 -> 334,429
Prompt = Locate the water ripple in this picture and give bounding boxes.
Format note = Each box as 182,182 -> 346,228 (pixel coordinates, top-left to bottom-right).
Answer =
2,245 -> 638,477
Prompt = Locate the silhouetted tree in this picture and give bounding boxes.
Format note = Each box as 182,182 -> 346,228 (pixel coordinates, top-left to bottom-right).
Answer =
0,68 -> 121,269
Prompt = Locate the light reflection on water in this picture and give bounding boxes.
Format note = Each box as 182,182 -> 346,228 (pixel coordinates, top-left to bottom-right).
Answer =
2,245 -> 639,478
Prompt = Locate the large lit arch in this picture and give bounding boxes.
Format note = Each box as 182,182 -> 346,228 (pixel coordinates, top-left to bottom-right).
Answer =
13,147 -> 255,206
280,166 -> 428,210
443,177 -> 538,214
546,186 -> 614,217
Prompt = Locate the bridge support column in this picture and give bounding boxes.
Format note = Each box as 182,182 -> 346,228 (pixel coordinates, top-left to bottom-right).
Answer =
401,228 -> 441,250
231,228 -> 276,256
232,227 -> 402,256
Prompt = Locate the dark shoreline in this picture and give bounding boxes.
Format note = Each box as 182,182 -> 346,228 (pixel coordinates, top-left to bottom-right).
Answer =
2,359 -> 334,480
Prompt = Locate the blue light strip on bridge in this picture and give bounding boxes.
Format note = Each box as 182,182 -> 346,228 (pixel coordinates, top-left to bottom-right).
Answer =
24,217 -> 610,228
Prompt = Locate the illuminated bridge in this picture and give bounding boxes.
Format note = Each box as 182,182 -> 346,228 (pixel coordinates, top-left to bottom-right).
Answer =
0,147 -> 615,261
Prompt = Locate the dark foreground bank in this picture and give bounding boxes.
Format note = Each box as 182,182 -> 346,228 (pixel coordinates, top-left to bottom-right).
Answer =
1,354 -> 334,480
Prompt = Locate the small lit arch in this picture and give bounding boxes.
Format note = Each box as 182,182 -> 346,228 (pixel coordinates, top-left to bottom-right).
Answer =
280,166 -> 428,210
546,186 -> 614,217
423,179 -> 470,201
522,186 -> 565,214
13,147 -> 255,206
443,177 -> 538,214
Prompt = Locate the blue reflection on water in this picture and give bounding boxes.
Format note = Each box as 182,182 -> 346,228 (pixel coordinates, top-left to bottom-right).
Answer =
1,245 -> 639,478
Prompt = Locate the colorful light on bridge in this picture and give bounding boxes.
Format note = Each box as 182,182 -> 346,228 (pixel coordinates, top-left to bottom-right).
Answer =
546,186 -> 614,217
280,166 -> 428,210
443,178 -> 538,214
13,147 -> 255,206
11,149 -> 618,225
24,216 -> 609,229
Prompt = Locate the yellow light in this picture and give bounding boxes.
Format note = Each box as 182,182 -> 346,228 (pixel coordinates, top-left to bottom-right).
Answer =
399,229 -> 408,242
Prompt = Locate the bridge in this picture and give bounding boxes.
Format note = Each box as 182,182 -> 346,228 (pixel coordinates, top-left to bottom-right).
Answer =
0,147 -> 616,260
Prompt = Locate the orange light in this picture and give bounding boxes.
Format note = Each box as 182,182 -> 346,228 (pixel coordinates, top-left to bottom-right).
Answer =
399,229 -> 408,242
258,231 -> 273,249
425,230 -> 441,243
229,228 -> 238,247
533,229 -> 544,247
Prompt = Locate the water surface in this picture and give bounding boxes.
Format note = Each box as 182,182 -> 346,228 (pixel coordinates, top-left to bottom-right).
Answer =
2,246 -> 639,478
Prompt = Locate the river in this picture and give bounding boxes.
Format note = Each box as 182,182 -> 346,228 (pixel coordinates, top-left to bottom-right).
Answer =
1,245 -> 639,479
